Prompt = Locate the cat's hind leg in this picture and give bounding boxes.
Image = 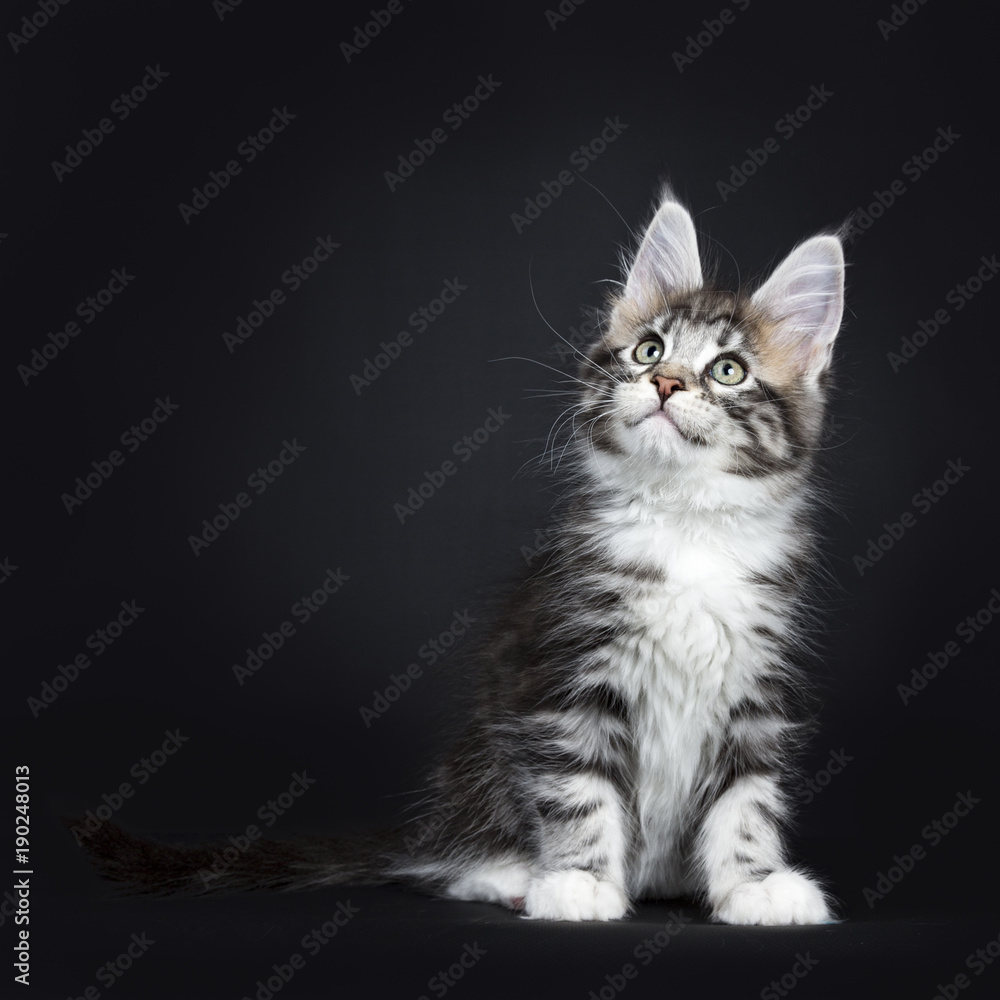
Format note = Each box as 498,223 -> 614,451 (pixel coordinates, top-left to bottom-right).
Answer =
443,682 -> 636,921
443,857 -> 533,912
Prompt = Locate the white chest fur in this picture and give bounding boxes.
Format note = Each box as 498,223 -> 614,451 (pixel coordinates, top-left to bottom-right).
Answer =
593,500 -> 794,897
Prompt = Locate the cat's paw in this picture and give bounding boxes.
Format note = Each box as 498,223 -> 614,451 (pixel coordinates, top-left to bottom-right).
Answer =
523,869 -> 628,921
712,869 -> 832,925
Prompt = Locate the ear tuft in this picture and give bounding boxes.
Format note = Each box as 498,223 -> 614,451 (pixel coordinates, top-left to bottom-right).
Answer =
751,235 -> 844,377
622,192 -> 703,314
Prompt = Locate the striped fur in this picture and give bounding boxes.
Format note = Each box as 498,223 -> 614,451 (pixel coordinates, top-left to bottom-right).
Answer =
74,189 -> 844,924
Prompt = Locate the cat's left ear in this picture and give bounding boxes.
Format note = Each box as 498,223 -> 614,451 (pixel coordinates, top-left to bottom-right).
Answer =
751,236 -> 844,379
622,193 -> 703,314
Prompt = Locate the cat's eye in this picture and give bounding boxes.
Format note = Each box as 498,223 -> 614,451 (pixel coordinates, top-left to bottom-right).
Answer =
634,338 -> 663,365
710,357 -> 746,385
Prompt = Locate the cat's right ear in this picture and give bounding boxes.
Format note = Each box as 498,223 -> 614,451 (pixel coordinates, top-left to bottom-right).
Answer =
622,192 -> 703,314
751,235 -> 845,379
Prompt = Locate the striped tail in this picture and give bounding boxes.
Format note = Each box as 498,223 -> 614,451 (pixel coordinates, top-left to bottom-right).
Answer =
65,817 -> 398,896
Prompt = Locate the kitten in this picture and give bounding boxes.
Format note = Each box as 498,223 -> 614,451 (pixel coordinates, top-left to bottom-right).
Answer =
75,189 -> 845,925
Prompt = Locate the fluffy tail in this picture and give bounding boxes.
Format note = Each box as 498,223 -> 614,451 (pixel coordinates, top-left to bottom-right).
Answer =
65,817 -> 399,896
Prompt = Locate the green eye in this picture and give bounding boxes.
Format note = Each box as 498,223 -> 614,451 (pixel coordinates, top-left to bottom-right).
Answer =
634,338 -> 663,365
710,357 -> 747,385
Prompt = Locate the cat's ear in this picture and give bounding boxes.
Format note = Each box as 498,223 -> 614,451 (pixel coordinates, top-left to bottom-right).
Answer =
622,193 -> 703,313
751,236 -> 844,379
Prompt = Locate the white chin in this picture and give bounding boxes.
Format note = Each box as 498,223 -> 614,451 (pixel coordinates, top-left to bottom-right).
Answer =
631,413 -> 685,457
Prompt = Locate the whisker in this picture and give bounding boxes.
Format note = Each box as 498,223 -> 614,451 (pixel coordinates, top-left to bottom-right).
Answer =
489,355 -> 615,396
527,261 -> 624,386
576,173 -> 640,245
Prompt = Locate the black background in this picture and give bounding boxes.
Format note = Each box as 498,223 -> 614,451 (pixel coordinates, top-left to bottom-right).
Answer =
5,0 -> 998,997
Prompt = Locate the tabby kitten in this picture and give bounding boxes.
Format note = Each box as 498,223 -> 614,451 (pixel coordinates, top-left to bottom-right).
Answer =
78,189 -> 845,925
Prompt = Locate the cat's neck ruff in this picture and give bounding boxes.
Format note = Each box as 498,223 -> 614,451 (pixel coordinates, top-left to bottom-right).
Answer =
580,445 -> 809,523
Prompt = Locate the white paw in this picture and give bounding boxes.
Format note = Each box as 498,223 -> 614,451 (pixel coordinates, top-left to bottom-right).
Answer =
443,860 -> 532,908
523,869 -> 628,921
713,869 -> 832,925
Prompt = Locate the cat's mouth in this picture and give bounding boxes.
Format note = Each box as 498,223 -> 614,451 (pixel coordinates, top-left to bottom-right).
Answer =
642,396 -> 712,448
621,392 -> 710,448
623,399 -> 677,431
649,399 -> 678,427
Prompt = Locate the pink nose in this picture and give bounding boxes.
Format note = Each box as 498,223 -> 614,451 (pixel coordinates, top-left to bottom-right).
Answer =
652,375 -> 684,400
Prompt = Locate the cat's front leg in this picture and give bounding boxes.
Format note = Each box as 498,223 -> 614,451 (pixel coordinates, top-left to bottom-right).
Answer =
522,769 -> 631,921
696,772 -> 832,925
519,692 -> 635,921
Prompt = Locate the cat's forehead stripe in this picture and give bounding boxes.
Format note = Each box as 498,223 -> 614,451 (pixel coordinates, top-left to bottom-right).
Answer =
654,309 -> 732,331
718,328 -> 748,352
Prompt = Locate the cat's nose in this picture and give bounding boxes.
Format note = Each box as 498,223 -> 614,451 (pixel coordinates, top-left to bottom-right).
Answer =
652,375 -> 685,400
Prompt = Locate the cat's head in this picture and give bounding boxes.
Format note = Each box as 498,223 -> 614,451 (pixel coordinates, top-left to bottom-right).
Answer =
576,189 -> 844,504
